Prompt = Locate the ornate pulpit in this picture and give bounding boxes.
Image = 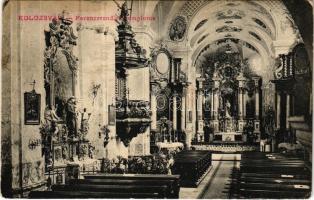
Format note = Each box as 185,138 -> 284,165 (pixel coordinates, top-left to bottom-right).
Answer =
114,2 -> 152,146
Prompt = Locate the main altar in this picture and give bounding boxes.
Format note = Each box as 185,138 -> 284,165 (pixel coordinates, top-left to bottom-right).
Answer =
195,44 -> 261,143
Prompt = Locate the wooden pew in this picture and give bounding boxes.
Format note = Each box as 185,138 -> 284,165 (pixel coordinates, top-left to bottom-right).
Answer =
29,190 -> 160,198
69,178 -> 176,186
239,172 -> 310,180
241,159 -> 305,164
237,177 -> 311,185
52,184 -> 168,196
237,188 -> 310,199
239,156 -> 308,174
239,165 -> 307,174
235,182 -> 310,191
229,152 -> 311,199
172,150 -> 211,187
84,173 -> 180,181
84,174 -> 180,198
29,174 -> 180,199
69,178 -> 179,198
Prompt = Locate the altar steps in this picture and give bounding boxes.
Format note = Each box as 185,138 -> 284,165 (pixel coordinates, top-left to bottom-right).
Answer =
192,144 -> 258,153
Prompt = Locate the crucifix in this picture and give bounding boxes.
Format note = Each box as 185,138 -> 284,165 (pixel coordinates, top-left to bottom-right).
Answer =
30,80 -> 36,92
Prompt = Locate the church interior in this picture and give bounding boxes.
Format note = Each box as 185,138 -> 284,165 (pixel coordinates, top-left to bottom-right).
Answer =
1,0 -> 313,198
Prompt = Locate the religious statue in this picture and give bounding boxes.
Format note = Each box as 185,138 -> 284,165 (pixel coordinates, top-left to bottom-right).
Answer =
114,0 -> 131,25
47,156 -> 53,168
88,143 -> 95,159
79,144 -> 88,160
213,63 -> 220,79
80,108 -> 91,140
264,105 -> 275,140
225,100 -> 232,118
60,124 -> 68,142
44,106 -> 62,124
55,148 -> 62,161
51,121 -> 60,142
62,145 -> 68,160
65,97 -> 78,138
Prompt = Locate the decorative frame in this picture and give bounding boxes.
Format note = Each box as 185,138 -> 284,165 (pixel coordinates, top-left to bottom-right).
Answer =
24,90 -> 41,125
155,52 -> 171,75
168,16 -> 187,42
150,44 -> 173,81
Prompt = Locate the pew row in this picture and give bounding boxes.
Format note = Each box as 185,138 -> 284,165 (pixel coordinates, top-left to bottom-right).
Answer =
29,174 -> 180,199
229,152 -> 311,199
172,150 -> 212,187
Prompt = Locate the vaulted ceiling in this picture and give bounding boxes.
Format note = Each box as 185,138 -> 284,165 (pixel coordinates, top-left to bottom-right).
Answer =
129,0 -> 309,81
139,0 -> 305,81
187,1 -> 278,81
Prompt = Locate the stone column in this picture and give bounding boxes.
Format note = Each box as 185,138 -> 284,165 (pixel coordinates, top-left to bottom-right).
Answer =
237,73 -> 246,131
212,80 -> 220,120
211,75 -> 221,132
238,88 -> 243,120
184,82 -> 193,149
181,85 -> 187,131
150,81 -> 159,131
252,76 -> 261,140
243,90 -> 247,119
210,89 -> 214,119
237,74 -> 246,119
133,25 -> 155,155
286,93 -> 290,129
173,93 -> 177,132
276,92 -> 281,129
196,78 -> 205,141
253,77 -> 260,119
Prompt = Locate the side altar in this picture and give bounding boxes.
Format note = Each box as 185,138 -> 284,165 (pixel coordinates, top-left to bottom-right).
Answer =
40,12 -> 100,187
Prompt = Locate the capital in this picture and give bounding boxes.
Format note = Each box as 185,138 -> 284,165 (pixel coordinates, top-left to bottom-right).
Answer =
197,77 -> 205,89
252,76 -> 260,87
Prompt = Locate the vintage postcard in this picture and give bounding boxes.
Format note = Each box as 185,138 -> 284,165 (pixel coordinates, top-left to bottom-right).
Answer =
1,0 -> 312,198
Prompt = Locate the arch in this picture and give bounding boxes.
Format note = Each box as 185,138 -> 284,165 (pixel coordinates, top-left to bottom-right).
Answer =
192,34 -> 271,67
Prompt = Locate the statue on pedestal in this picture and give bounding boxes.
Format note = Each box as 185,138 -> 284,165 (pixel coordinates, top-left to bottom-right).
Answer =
264,105 -> 275,141
114,0 -> 131,25
225,100 -> 232,118
62,145 -> 68,160
65,97 -> 78,138
78,144 -> 88,161
80,108 -> 91,140
44,106 -> 62,124
88,143 -> 95,159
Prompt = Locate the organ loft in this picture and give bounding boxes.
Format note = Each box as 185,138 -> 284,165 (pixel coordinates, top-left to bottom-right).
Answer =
1,0 -> 312,199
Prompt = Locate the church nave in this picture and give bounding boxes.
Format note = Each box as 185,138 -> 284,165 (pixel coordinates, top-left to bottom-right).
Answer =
1,0 -> 312,199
